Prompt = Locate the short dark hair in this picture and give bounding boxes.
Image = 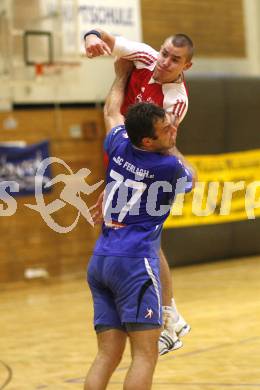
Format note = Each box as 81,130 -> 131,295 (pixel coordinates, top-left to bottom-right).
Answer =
125,102 -> 165,147
170,33 -> 194,61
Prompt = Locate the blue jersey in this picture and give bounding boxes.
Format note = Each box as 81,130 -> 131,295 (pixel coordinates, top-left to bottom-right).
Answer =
93,125 -> 193,259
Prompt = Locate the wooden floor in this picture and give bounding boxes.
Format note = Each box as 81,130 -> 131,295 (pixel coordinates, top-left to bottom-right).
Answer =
1,256 -> 260,390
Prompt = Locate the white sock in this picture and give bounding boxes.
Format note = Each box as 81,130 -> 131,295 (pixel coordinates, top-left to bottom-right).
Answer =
171,298 -> 180,323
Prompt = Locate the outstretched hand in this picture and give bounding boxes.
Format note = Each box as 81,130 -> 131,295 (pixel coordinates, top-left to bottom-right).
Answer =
85,35 -> 111,58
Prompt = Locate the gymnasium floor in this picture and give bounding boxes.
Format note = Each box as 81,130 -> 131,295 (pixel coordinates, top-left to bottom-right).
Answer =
1,256 -> 260,390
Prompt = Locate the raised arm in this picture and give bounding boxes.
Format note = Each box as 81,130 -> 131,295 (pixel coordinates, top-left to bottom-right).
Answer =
104,59 -> 134,133
90,59 -> 133,225
84,29 -> 157,67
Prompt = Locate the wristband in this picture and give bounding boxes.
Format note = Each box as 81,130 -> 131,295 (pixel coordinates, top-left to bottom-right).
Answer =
84,30 -> 101,40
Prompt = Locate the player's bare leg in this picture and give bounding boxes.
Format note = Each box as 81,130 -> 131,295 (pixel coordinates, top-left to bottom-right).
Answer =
158,248 -> 190,355
84,329 -> 126,390
160,247 -> 173,306
124,328 -> 160,390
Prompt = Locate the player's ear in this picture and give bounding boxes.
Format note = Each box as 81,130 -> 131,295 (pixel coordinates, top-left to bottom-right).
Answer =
142,137 -> 153,148
183,61 -> 192,71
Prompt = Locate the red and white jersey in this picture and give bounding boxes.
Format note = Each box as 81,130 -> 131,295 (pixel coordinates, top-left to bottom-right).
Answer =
112,36 -> 188,123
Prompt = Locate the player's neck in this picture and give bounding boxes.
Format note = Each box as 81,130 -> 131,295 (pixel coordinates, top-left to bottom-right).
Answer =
153,72 -> 183,84
141,144 -> 169,154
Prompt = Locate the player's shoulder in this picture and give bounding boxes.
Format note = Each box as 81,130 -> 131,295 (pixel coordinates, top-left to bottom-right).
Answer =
155,154 -> 188,173
104,125 -> 129,155
152,154 -> 179,174
162,80 -> 188,100
162,81 -> 188,119
109,124 -> 127,137
114,36 -> 158,70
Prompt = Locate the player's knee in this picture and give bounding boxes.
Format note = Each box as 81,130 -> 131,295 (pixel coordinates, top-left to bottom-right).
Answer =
98,349 -> 123,369
130,331 -> 160,361
99,343 -> 124,366
131,340 -> 159,365
134,347 -> 158,362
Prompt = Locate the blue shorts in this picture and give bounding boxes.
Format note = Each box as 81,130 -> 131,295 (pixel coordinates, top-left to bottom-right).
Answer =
87,255 -> 162,330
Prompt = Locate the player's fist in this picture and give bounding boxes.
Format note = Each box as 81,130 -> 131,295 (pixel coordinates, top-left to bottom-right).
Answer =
85,35 -> 111,58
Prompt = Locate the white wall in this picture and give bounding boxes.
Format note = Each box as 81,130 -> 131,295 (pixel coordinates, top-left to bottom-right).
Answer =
12,57 -> 116,103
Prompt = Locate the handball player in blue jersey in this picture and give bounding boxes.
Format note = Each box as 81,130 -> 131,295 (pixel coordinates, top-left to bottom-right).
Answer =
85,60 -> 195,390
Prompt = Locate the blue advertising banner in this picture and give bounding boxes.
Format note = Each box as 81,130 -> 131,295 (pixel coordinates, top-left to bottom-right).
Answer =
0,140 -> 51,196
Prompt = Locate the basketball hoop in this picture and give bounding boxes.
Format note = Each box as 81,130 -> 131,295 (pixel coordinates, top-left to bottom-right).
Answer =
34,61 -> 80,79
35,63 -> 44,77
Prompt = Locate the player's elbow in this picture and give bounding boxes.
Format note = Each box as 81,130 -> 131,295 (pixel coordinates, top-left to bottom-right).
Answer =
104,101 -> 115,122
104,104 -> 121,132
104,96 -> 121,119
